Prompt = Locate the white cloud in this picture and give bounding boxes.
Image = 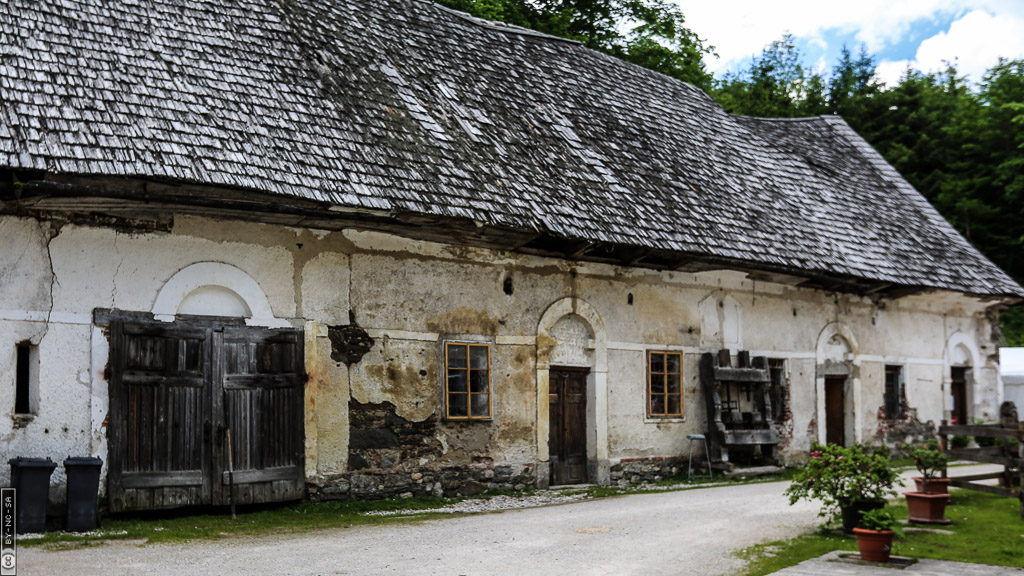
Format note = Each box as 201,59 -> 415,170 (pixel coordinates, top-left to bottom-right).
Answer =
675,0 -> 959,73
675,0 -> 1024,81
875,59 -> 915,86
907,9 -> 1024,82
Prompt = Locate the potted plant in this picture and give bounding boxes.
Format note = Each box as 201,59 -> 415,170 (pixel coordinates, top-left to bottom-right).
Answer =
786,443 -> 898,533
904,489 -> 952,523
853,508 -> 901,563
903,440 -> 952,524
906,439 -> 949,494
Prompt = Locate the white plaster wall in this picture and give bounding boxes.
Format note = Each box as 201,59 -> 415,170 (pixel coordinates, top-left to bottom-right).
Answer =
783,358 -> 817,458
605,349 -> 699,459
859,360 -> 884,441
0,217 -> 53,312
0,319 -> 93,502
0,213 -> 1009,495
907,363 -> 944,425
46,221 -> 296,319
301,252 -> 350,325
1,217 -> 98,501
348,247 -> 563,336
1,215 -> 303,500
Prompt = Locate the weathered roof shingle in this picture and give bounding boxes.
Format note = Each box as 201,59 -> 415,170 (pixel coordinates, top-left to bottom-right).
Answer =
1,0 -> 1020,298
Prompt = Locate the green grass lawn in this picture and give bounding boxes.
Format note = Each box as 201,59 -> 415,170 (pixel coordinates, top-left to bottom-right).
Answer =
24,496 -> 456,548
738,489 -> 1024,575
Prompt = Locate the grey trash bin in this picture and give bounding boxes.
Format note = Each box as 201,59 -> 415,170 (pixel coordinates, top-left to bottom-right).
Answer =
8,457 -> 57,534
64,457 -> 103,532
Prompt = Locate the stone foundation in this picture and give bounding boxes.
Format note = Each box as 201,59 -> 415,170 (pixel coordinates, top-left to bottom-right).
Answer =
876,408 -> 936,448
610,456 -> 688,485
309,462 -> 537,500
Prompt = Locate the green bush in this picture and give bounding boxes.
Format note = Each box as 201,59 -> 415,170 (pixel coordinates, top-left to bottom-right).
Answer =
858,508 -> 903,537
976,435 -> 999,447
785,443 -> 898,520
950,435 -> 970,448
904,438 -> 947,480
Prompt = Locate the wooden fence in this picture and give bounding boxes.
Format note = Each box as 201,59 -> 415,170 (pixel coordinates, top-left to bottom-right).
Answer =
937,422 -> 1024,517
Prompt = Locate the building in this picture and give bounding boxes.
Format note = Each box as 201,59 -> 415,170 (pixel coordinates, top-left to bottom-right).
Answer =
1,0 -> 1020,511
999,348 -> 1024,418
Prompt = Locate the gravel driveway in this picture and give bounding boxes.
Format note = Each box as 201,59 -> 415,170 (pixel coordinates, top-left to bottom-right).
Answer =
19,480 -> 823,576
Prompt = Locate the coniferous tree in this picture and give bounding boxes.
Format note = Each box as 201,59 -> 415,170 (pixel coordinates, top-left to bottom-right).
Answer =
714,34 -> 811,117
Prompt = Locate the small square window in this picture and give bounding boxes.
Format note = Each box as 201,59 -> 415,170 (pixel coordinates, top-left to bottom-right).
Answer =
445,342 -> 491,420
648,351 -> 682,417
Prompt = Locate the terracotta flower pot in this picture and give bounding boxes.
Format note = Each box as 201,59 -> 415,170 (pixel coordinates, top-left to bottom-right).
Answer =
853,527 -> 894,563
904,491 -> 951,524
912,476 -> 950,494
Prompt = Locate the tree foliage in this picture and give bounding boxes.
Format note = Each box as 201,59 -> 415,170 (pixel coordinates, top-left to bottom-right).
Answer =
435,0 -> 714,88
715,35 -> 827,117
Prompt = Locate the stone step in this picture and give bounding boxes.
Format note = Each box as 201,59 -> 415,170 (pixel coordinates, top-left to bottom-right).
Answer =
722,465 -> 784,478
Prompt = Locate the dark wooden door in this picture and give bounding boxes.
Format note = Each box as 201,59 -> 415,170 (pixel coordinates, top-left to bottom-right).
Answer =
950,367 -> 968,425
108,321 -> 305,512
108,321 -> 213,512
825,376 -> 845,446
215,328 -> 305,505
549,368 -> 588,485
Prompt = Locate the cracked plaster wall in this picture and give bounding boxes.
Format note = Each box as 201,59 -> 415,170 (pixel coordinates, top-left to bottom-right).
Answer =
0,212 -> 1009,499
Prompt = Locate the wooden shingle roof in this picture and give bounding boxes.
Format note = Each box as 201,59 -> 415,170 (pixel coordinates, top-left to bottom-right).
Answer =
1,0 -> 1020,299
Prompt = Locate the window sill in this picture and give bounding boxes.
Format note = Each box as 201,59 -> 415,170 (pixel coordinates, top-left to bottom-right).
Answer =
12,414 -> 35,429
444,418 -> 494,423
644,416 -> 686,424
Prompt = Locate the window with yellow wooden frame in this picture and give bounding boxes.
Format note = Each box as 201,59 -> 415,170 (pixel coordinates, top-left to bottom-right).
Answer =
648,351 -> 682,417
445,342 -> 492,420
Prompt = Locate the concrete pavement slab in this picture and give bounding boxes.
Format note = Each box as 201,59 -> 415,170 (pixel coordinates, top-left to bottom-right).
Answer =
770,551 -> 1024,575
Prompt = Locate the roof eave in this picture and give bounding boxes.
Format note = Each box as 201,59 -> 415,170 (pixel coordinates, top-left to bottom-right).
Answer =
5,173 -> 1021,305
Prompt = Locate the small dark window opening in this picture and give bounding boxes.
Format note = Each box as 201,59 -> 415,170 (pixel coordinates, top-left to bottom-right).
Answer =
950,366 -> 968,425
503,276 -> 514,295
627,293 -> 634,305
768,358 -> 786,422
884,365 -> 903,419
15,342 -> 35,415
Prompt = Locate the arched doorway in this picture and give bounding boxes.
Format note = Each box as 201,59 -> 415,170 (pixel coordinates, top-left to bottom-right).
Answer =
537,298 -> 607,487
946,333 -> 978,425
816,323 -> 860,446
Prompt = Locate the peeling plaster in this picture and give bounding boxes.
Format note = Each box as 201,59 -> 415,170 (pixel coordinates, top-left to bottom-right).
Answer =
1,213 -> 1014,497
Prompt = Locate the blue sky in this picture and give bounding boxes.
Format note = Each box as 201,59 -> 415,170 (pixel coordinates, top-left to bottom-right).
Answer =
673,1 -> 1024,86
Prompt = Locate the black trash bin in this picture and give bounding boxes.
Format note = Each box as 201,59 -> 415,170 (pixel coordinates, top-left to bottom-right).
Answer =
63,457 -> 103,532
8,457 -> 57,533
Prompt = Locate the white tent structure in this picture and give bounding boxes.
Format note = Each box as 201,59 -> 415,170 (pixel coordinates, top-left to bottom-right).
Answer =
1000,348 -> 1024,416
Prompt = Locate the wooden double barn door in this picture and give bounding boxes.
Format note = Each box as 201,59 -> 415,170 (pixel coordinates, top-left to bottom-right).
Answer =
107,320 -> 305,512
549,368 -> 588,485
